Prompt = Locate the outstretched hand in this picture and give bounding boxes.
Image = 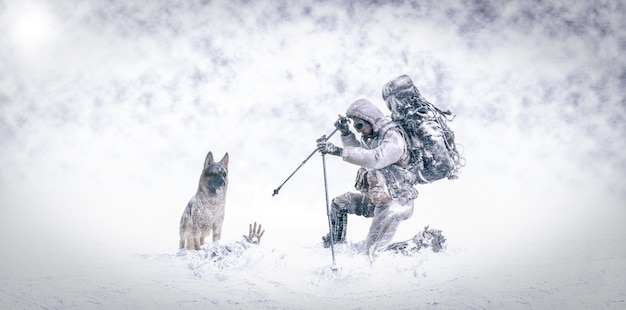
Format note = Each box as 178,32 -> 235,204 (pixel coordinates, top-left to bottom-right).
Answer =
243,222 -> 265,244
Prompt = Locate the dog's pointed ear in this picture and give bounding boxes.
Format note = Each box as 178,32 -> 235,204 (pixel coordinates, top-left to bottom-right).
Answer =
204,151 -> 215,168
220,152 -> 229,169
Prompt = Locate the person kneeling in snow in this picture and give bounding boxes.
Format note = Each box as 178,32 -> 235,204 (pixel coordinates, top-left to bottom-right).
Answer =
317,99 -> 420,261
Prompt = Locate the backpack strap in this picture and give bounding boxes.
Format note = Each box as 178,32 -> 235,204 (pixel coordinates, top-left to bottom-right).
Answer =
377,120 -> 410,167
376,121 -> 419,187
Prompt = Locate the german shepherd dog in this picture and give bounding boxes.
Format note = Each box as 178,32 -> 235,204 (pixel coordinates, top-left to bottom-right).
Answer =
179,151 -> 229,250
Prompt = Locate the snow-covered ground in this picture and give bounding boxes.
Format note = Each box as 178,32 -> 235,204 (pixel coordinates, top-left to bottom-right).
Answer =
1,0 -> 625,309
3,236 -> 625,309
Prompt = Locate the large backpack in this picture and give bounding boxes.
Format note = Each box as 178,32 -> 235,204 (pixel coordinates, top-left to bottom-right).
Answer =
382,75 -> 464,184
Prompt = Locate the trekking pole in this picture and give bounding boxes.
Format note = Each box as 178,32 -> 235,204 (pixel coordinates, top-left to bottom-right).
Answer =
271,127 -> 339,196
321,146 -> 338,271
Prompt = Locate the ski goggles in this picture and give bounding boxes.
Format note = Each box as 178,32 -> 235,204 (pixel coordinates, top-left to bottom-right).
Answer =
353,120 -> 368,131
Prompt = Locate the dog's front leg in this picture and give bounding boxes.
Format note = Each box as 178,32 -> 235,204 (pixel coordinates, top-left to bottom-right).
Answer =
212,221 -> 223,243
192,226 -> 202,250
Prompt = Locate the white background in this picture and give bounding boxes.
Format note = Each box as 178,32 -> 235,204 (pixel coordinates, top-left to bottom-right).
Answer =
1,0 -> 624,308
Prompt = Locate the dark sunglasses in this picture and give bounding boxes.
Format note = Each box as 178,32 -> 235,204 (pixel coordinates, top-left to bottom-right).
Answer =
353,121 -> 367,130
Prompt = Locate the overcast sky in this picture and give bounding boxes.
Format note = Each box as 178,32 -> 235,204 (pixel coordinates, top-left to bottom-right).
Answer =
0,0 -> 624,258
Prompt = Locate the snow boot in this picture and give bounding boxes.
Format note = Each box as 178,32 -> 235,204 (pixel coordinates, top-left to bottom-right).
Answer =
385,226 -> 446,255
406,226 -> 446,252
322,209 -> 347,248
422,226 -> 446,252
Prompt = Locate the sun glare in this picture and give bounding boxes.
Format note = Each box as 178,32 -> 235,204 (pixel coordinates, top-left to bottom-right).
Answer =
10,2 -> 56,51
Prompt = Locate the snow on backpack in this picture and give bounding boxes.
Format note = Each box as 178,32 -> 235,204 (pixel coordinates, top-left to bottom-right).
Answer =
382,75 -> 464,184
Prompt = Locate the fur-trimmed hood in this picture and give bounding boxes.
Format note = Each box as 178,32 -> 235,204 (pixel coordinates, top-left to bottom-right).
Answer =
345,99 -> 390,133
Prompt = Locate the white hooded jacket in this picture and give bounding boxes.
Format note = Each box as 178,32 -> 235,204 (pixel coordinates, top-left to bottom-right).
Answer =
340,99 -> 409,170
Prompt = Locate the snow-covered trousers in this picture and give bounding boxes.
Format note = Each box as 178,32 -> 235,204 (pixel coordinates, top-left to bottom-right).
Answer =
330,191 -> 414,259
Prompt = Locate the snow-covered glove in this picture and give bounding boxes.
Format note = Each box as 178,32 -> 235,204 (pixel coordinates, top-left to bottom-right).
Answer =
334,115 -> 351,136
317,140 -> 343,156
